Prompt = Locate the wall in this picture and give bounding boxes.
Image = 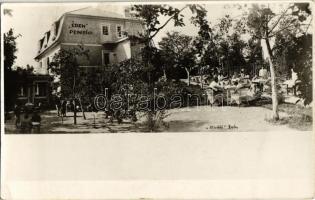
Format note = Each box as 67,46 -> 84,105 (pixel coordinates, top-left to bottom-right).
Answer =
61,44 -> 103,66
37,45 -> 60,75
60,15 -> 142,44
114,39 -> 131,62
130,42 -> 144,60
16,75 -> 51,108
125,21 -> 144,37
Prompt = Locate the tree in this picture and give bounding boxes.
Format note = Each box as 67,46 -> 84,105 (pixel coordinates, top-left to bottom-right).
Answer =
193,14 -> 251,78
271,3 -> 312,105
131,5 -> 189,131
244,37 -> 264,73
132,4 -> 211,78
246,3 -> 311,120
159,31 -> 196,85
190,5 -> 211,84
131,5 -> 188,87
4,28 -> 21,112
131,4 -> 211,131
274,32 -> 312,105
49,46 -> 89,124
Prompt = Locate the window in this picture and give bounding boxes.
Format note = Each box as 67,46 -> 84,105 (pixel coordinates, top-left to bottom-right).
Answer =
54,20 -> 60,36
39,38 -> 44,50
35,84 -> 39,96
39,61 -> 42,68
46,31 -> 51,43
19,86 -> 25,97
116,25 -> 122,38
47,57 -> 50,67
102,25 -> 109,35
103,53 -> 110,65
35,82 -> 47,97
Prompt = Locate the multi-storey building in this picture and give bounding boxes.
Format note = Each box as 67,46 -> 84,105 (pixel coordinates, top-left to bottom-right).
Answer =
35,7 -> 144,74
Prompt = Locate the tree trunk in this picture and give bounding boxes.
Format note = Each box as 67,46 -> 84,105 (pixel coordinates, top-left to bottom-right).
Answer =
145,39 -> 154,131
200,74 -> 204,89
163,69 -> 167,80
185,67 -> 190,86
78,97 -> 86,120
264,38 -> 279,120
73,100 -> 77,124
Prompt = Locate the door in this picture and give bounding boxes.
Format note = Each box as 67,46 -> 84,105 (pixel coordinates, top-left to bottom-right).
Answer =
103,52 -> 110,65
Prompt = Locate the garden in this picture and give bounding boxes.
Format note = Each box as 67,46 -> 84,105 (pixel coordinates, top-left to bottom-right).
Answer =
4,3 -> 313,133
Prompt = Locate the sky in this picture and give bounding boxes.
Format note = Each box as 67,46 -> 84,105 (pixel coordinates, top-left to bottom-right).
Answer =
2,2 -> 290,68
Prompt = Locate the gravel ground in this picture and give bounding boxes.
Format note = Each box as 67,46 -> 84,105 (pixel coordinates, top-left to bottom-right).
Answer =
163,106 -> 293,132
5,105 -> 306,134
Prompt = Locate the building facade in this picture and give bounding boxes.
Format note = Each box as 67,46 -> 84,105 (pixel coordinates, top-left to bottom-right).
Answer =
16,73 -> 52,107
35,7 -> 144,73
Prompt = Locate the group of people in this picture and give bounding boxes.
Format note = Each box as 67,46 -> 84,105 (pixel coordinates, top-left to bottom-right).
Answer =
14,103 -> 42,133
54,98 -> 81,117
206,67 -> 270,92
204,67 -> 271,105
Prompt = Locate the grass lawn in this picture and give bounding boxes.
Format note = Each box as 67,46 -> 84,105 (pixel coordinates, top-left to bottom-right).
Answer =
262,103 -> 312,131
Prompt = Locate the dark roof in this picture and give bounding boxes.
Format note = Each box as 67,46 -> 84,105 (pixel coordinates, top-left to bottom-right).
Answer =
66,7 -> 125,19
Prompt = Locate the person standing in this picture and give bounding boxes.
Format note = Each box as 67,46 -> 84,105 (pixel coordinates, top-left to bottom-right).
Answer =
14,103 -> 21,128
55,96 -> 61,116
61,100 -> 67,117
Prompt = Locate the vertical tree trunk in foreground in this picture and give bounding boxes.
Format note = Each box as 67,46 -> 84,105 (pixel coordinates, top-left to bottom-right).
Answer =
185,67 -> 190,86
264,38 -> 279,120
78,97 -> 86,120
73,99 -> 77,124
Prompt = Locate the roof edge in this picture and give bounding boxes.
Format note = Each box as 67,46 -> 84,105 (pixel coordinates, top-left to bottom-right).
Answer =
65,12 -> 142,22
34,15 -> 65,60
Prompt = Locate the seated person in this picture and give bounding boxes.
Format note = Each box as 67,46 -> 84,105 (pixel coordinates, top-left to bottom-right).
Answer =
204,76 -> 212,86
231,71 -> 240,83
259,66 -> 268,79
209,77 -> 224,92
218,72 -> 224,82
232,78 -> 239,86
246,83 -> 261,100
240,68 -> 246,79
232,71 -> 239,79
20,112 -> 32,132
284,68 -> 299,87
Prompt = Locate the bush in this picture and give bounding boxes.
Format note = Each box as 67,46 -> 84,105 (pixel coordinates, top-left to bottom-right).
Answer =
155,80 -> 207,109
